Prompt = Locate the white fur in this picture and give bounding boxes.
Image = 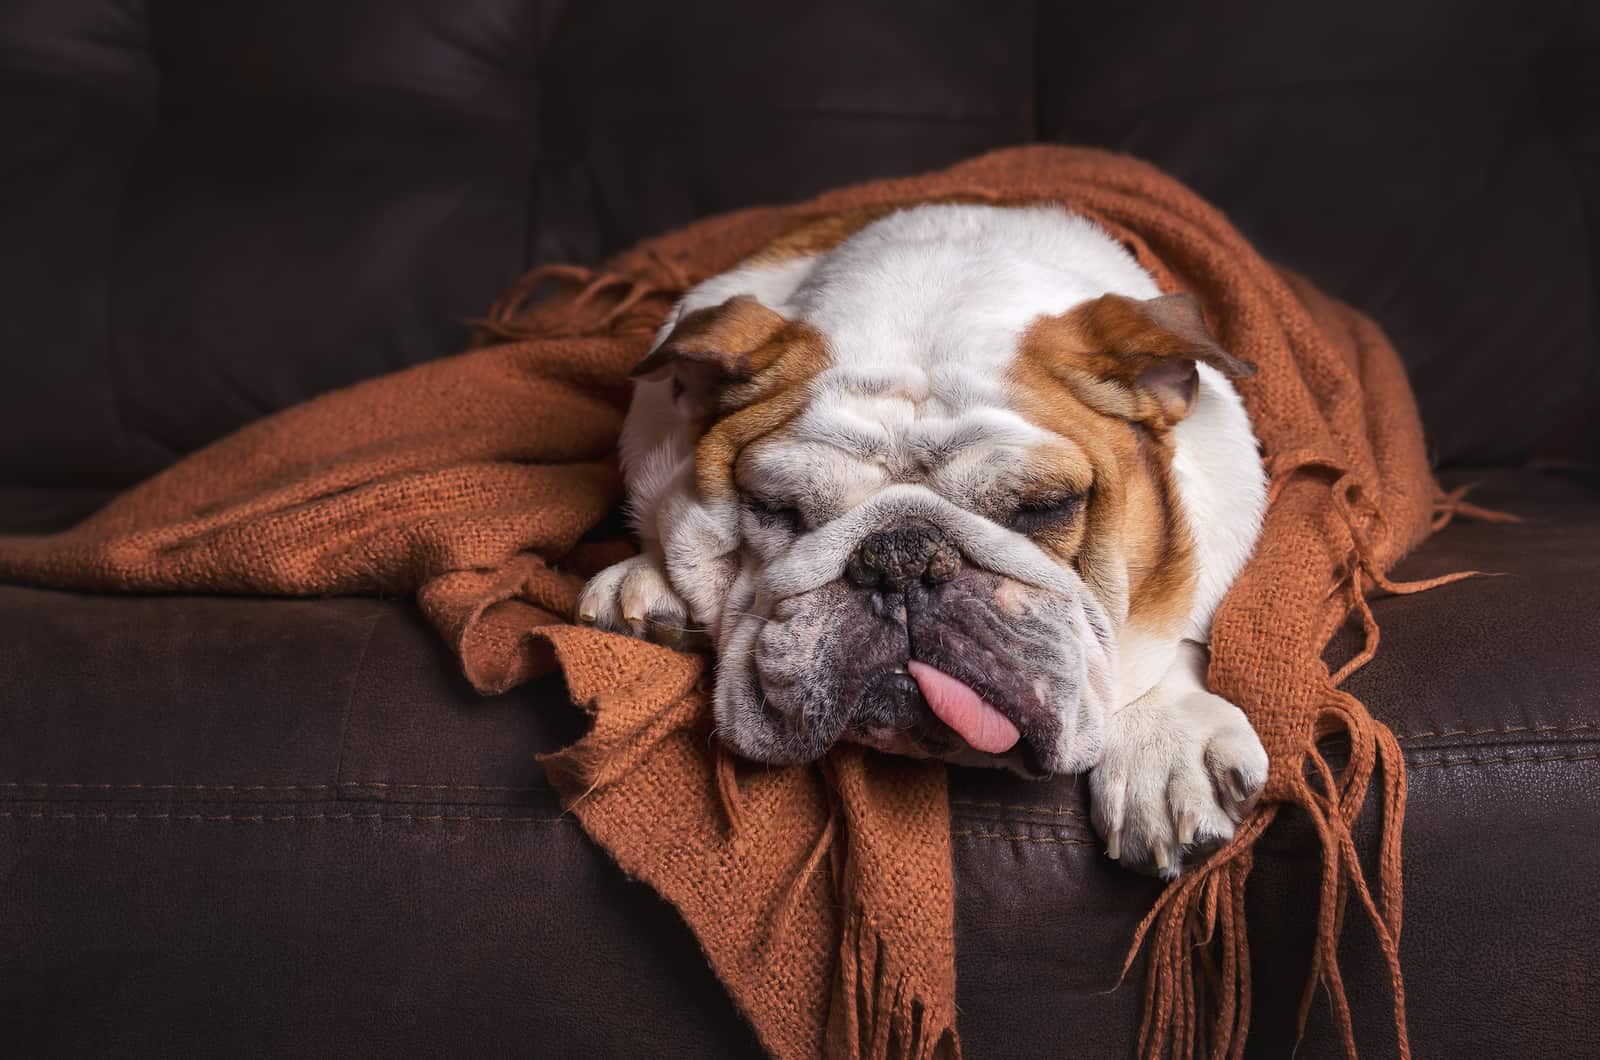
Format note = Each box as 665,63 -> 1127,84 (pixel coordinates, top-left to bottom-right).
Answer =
580,203 -> 1270,877
1170,364 -> 1267,641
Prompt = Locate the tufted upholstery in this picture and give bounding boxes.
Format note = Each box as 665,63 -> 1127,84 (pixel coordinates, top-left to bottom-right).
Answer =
2,4 -> 1597,1058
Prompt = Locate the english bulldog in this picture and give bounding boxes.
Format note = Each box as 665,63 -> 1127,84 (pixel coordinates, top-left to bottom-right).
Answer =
576,203 -> 1270,877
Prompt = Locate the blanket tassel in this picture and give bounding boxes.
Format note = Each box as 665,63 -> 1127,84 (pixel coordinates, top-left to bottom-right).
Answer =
1123,465 -> 1457,1059
827,901 -> 960,1060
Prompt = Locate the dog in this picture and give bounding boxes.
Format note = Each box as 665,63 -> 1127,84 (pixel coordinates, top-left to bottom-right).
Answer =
576,202 -> 1270,878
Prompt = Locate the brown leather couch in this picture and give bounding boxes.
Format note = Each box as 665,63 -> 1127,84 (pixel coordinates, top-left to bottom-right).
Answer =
2,3 -> 1596,1056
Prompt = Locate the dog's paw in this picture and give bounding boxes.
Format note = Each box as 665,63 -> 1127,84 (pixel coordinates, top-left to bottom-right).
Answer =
1089,691 -> 1268,879
575,554 -> 704,651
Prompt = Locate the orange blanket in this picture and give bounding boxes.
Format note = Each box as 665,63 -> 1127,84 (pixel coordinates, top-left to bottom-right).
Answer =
0,146 -> 1478,1059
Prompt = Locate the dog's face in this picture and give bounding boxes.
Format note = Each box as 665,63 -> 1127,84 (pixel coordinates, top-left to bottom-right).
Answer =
633,206 -> 1252,775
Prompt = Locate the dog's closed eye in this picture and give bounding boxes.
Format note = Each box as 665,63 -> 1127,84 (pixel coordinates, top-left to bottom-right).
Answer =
747,495 -> 805,532
1007,492 -> 1082,535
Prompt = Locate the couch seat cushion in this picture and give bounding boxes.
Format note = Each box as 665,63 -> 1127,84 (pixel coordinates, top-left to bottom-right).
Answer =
2,466 -> 1596,1057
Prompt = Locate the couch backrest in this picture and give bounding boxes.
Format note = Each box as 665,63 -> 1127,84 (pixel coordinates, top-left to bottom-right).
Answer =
2,0 -> 1595,488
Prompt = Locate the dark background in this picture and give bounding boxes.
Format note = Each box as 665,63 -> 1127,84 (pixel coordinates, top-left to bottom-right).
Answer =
2,0 -> 1595,497
2,4 -> 1597,1058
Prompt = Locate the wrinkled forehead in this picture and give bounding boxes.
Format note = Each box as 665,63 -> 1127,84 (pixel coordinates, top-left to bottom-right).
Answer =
729,204 -> 1156,506
737,371 -> 1087,512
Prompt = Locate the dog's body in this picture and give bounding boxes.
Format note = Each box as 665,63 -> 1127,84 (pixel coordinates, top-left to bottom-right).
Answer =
578,203 -> 1270,876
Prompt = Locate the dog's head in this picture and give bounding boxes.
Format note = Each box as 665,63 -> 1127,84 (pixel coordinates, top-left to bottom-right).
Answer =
632,206 -> 1253,775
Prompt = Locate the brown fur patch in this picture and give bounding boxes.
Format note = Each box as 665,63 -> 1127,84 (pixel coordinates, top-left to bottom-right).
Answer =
1010,316 -> 1200,638
692,321 -> 833,501
632,295 -> 789,384
1025,293 -> 1253,427
742,206 -> 902,265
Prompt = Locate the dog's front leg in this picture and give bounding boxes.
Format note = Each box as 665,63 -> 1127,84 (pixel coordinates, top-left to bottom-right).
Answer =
576,451 -> 708,649
575,542 -> 702,650
1088,641 -> 1268,878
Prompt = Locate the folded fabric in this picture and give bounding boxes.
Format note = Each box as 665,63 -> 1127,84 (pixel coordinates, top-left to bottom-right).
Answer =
0,145 -> 1487,1059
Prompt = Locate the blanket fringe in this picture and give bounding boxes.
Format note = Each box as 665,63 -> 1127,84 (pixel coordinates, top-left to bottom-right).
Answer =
713,737 -> 749,836
1127,462 -> 1516,1058
472,254 -> 691,345
1431,482 -> 1522,532
1124,809 -> 1270,1060
1123,696 -> 1410,1060
828,902 -> 960,1060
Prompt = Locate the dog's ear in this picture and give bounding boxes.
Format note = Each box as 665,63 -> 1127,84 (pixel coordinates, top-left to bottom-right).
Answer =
631,295 -> 790,414
1036,292 -> 1255,427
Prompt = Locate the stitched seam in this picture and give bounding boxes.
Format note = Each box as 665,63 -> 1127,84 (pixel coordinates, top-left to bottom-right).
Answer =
6,751 -> 1591,801
951,830 -> 1095,846
1397,721 -> 1600,740
946,752 -> 1600,817
0,811 -> 574,823
1405,751 -> 1600,769
950,799 -> 1085,818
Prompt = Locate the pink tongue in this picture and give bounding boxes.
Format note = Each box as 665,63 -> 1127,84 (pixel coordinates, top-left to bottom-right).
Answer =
906,661 -> 1021,755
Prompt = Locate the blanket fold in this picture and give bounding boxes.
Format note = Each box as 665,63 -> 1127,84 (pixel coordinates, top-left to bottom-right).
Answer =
0,145 -> 1478,1059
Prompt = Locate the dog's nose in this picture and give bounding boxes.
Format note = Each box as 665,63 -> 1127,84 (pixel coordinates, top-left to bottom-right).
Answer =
845,523 -> 962,591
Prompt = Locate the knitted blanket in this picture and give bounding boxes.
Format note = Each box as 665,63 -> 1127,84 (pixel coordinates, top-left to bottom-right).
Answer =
0,146 -> 1482,1059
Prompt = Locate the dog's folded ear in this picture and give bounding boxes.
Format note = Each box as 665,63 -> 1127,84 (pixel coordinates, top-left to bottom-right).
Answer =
1030,292 -> 1255,428
630,295 -> 790,414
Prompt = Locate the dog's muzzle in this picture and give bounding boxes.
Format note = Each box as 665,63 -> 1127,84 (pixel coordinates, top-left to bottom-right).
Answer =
744,518 -> 1102,776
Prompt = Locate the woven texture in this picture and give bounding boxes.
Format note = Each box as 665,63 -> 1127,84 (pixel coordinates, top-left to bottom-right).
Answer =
0,145 -> 1465,1058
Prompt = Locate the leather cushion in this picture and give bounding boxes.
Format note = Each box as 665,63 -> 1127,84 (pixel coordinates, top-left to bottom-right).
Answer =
2,467 -> 1596,1057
